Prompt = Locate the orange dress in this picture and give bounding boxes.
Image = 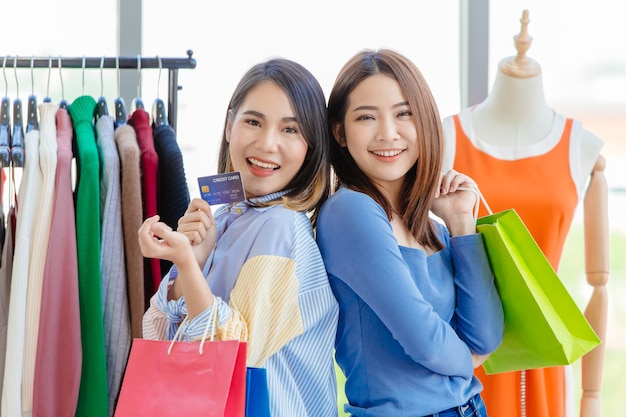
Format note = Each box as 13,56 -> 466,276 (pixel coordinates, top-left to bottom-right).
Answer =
446,110 -> 584,417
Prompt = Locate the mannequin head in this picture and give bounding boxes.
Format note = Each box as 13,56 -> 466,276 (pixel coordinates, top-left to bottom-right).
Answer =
499,9 -> 541,78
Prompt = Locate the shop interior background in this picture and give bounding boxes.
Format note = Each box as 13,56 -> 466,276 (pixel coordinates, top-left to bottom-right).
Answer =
3,0 -> 625,415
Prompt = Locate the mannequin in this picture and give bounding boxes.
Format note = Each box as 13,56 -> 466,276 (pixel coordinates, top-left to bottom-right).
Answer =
442,10 -> 608,417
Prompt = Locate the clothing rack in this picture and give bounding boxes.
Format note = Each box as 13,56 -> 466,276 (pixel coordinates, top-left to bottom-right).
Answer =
2,50 -> 197,131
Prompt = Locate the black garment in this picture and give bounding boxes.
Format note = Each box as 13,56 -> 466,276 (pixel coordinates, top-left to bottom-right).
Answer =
152,124 -> 190,273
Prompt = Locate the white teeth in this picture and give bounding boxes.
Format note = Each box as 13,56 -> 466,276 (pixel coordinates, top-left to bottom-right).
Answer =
248,157 -> 279,169
372,150 -> 403,157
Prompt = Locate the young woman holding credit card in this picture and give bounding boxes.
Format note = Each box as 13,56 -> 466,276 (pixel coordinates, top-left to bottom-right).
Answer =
316,49 -> 504,417
138,58 -> 338,417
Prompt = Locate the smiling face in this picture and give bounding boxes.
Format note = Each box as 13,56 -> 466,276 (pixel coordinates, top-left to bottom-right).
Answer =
226,81 -> 308,199
338,74 -> 418,196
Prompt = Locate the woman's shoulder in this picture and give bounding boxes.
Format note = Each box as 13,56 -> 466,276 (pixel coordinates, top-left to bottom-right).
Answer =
252,203 -> 314,235
431,218 -> 450,242
320,187 -> 380,216
318,187 -> 388,237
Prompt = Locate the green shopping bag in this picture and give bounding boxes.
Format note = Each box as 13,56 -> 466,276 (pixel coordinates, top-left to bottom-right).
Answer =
476,208 -> 601,374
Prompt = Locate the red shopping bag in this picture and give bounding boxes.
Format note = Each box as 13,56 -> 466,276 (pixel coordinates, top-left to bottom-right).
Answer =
115,302 -> 246,417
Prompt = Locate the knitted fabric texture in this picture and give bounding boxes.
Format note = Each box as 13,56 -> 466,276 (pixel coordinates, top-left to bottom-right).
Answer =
69,95 -> 108,417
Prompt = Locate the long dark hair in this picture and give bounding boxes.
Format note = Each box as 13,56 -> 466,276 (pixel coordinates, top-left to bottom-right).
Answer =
327,49 -> 444,250
217,58 -> 330,225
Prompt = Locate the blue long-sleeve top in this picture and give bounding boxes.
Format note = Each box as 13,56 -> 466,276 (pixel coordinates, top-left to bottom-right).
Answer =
316,187 -> 504,417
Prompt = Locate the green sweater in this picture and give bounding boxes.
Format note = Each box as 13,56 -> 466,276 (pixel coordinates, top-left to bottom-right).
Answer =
69,96 -> 108,417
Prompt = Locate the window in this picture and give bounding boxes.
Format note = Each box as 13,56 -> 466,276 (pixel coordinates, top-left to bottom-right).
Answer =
143,0 -> 461,195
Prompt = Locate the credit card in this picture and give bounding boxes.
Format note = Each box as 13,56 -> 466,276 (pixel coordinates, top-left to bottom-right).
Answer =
197,172 -> 246,205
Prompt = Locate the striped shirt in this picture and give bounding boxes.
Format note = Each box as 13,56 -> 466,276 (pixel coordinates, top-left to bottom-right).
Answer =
143,192 -> 339,417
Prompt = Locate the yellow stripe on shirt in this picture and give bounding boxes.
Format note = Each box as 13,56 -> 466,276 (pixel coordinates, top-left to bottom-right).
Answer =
229,255 -> 304,368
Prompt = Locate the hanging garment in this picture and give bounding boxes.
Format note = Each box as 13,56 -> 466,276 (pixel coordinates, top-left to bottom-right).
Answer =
32,107 -> 82,417
95,114 -> 131,415
22,102 -> 58,412
2,127 -> 41,416
129,108 -> 161,299
0,206 -> 15,404
447,110 -> 581,417
152,123 -> 190,275
0,176 -> 5,259
69,96 -> 108,417
114,124 -> 145,338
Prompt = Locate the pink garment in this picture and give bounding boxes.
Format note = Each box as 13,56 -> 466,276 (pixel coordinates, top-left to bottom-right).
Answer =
0,206 -> 15,401
32,107 -> 82,417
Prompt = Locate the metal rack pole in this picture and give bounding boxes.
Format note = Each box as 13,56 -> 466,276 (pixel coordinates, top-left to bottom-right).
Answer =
2,50 -> 196,131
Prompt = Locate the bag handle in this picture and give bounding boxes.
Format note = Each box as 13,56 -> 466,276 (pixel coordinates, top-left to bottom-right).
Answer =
168,295 -> 219,356
457,185 -> 493,218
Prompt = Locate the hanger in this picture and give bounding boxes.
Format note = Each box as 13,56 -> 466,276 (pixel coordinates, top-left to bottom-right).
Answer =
95,56 -> 109,120
43,56 -> 52,103
114,56 -> 127,128
26,96 -> 38,132
152,56 -> 168,127
0,56 -> 11,167
131,55 -> 144,111
11,56 -> 24,168
26,57 -> 38,133
115,98 -> 127,127
58,56 -> 69,110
